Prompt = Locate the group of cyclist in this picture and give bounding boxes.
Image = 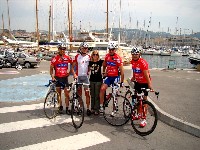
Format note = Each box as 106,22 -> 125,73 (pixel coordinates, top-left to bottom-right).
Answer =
50,41 -> 152,127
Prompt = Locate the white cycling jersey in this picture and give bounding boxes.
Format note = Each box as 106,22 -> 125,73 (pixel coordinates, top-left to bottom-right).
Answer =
73,54 -> 90,76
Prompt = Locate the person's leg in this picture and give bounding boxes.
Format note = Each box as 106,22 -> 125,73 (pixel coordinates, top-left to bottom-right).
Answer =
64,87 -> 70,114
56,87 -> 62,106
77,76 -> 82,99
94,82 -> 101,113
55,76 -> 63,113
90,81 -> 95,113
99,83 -> 108,112
85,88 -> 90,109
82,76 -> 90,109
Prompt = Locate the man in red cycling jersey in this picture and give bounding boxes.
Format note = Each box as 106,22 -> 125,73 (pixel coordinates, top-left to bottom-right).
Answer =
130,47 -> 152,127
99,42 -> 124,113
50,45 -> 72,114
71,42 -> 91,116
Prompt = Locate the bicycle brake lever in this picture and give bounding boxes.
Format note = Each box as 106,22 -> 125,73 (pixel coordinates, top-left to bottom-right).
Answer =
155,92 -> 159,100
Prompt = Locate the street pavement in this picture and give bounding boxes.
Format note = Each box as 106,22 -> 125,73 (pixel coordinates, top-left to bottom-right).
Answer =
0,60 -> 199,150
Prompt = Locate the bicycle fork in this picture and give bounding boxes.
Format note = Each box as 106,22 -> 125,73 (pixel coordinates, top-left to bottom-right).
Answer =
132,97 -> 146,120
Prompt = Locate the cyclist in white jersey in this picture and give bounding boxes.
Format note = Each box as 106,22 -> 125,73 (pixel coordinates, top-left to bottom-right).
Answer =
71,42 -> 91,116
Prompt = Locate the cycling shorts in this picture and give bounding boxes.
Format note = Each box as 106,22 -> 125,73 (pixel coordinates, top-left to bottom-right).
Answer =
134,82 -> 148,96
77,76 -> 90,89
103,76 -> 120,87
55,76 -> 69,88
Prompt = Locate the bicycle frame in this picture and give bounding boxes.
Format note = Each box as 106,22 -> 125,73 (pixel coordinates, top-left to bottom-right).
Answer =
105,83 -> 121,111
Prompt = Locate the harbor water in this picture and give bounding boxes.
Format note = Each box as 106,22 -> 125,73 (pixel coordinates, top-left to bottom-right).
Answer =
142,55 -> 194,69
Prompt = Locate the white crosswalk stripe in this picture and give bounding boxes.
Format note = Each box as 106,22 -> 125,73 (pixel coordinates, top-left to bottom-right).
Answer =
0,103 -> 43,114
0,103 -> 110,149
11,131 -> 110,150
0,116 -> 72,134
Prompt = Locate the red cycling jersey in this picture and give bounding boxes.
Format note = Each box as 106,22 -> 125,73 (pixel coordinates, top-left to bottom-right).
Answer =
131,58 -> 151,83
104,53 -> 123,77
51,54 -> 72,77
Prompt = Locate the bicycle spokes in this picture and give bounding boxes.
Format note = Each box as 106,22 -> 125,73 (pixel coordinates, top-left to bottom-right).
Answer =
131,101 -> 158,136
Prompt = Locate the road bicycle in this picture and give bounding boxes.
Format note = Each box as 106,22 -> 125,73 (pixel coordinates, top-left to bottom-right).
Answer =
124,83 -> 159,136
44,79 -> 88,129
103,82 -> 131,126
44,80 -> 64,119
68,78 -> 89,129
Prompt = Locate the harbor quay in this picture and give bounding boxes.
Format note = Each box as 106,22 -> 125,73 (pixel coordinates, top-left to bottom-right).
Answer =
0,60 -> 200,137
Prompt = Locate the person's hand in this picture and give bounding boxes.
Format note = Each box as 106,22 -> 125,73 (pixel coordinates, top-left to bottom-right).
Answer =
73,74 -> 78,79
51,76 -> 56,81
148,84 -> 153,91
120,82 -> 124,88
102,72 -> 107,77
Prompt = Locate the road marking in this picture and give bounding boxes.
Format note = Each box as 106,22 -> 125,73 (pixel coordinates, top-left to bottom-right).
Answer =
0,73 -> 50,102
0,115 -> 72,134
0,103 -> 43,114
11,131 -> 110,150
0,71 -> 19,74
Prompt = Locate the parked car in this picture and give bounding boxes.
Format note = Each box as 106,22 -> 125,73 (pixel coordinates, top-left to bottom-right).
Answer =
14,52 -> 40,68
0,50 -> 14,59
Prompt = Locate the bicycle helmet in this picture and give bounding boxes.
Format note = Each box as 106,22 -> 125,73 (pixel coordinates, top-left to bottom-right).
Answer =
108,41 -> 117,49
57,44 -> 66,50
80,42 -> 89,48
131,47 -> 140,54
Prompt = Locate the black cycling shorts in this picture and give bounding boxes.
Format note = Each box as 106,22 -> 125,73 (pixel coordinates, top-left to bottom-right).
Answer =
54,76 -> 69,88
134,82 -> 148,96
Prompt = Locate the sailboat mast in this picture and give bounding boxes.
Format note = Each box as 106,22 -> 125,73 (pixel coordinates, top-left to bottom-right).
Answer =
2,14 -> 4,33
48,5 -> 51,42
6,0 -> 11,32
51,0 -> 54,41
106,0 -> 108,39
68,0 -> 72,50
118,0 -> 122,46
36,0 -> 39,48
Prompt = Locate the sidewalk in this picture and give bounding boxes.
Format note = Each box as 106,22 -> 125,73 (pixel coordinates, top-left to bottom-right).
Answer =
126,68 -> 200,137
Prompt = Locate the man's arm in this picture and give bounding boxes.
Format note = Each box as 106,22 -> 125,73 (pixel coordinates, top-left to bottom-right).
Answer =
143,70 -> 152,89
50,65 -> 55,80
131,71 -> 135,82
102,60 -> 106,73
119,65 -> 124,83
71,61 -> 77,78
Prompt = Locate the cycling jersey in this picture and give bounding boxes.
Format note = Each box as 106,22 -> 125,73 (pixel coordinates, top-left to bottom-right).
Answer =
104,53 -> 123,77
73,54 -> 90,76
51,54 -> 72,77
131,58 -> 151,83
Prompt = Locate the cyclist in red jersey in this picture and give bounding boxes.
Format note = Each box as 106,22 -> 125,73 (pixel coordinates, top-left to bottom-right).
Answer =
71,42 -> 91,116
130,47 -> 153,127
50,45 -> 72,114
99,42 -> 124,113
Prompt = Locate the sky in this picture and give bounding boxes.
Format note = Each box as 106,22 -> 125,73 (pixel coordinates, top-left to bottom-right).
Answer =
0,0 -> 200,35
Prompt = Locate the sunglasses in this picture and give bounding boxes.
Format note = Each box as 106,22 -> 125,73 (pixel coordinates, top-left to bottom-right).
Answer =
109,49 -> 115,51
93,54 -> 98,56
132,53 -> 139,55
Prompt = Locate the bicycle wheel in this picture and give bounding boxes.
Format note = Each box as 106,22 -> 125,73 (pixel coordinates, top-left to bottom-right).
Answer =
71,94 -> 84,129
44,91 -> 60,119
125,89 -> 132,102
103,95 -> 130,126
123,97 -> 132,119
131,100 -> 158,136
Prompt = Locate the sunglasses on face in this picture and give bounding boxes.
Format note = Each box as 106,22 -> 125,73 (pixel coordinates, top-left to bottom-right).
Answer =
132,53 -> 139,55
109,49 -> 115,51
81,47 -> 88,50
93,54 -> 98,56
60,48 -> 66,50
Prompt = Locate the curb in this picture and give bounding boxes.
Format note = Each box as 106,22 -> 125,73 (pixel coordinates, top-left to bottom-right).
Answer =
126,78 -> 200,138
